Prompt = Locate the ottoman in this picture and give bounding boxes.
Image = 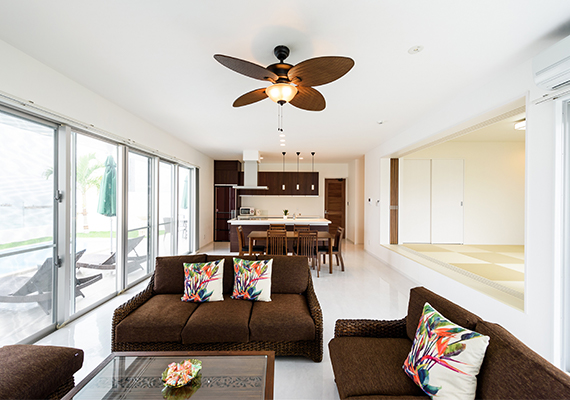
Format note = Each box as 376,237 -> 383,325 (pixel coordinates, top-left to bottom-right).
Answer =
0,344 -> 84,400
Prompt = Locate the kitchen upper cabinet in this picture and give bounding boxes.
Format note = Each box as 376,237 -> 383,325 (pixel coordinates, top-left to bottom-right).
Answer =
214,160 -> 241,185
238,171 -> 318,196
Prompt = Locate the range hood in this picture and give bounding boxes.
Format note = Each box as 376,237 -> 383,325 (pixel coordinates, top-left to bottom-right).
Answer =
233,150 -> 268,190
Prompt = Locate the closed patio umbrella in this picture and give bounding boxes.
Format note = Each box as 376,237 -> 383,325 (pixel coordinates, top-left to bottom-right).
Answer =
97,155 -> 116,251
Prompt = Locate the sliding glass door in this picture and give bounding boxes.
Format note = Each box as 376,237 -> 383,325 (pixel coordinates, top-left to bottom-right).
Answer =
72,133 -> 118,313
158,161 -> 175,256
127,152 -> 152,285
0,110 -> 57,345
0,106 -> 198,346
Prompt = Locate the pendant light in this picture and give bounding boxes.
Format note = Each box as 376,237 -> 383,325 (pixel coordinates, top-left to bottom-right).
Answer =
282,151 -> 286,191
296,152 -> 300,190
311,152 -> 316,191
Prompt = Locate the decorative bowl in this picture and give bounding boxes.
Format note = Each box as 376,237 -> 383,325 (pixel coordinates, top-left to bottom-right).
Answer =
161,359 -> 202,388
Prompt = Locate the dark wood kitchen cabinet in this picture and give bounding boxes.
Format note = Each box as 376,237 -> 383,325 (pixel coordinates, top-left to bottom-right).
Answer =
237,171 -> 318,196
214,160 -> 241,185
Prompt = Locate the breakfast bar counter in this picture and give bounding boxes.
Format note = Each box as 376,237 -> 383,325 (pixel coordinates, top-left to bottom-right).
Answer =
228,217 -> 331,252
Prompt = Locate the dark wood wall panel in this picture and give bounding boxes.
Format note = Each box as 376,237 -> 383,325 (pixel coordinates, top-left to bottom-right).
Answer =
390,158 -> 399,244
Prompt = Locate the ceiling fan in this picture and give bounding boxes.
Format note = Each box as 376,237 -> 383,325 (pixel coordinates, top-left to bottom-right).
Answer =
214,45 -> 354,111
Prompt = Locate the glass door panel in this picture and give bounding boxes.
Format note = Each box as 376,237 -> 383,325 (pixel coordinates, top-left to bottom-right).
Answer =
0,110 -> 56,345
158,162 -> 174,256
73,133 -> 118,313
178,167 -> 191,254
127,152 -> 151,285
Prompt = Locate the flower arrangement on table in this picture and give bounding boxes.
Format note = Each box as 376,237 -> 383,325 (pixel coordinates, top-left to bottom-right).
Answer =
162,359 -> 202,399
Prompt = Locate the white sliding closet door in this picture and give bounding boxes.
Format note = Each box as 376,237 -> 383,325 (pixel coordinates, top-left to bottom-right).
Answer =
431,159 -> 464,244
400,159 -> 431,243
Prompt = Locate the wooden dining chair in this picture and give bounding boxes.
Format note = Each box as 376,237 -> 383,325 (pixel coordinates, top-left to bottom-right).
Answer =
269,224 -> 286,230
237,226 -> 265,256
296,231 -> 320,277
318,226 -> 345,271
266,229 -> 288,256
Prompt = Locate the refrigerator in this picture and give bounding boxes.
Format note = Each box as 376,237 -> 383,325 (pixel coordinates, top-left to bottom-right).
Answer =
214,185 -> 237,241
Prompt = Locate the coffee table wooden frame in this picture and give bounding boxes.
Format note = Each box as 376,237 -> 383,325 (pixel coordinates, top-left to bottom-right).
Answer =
63,350 -> 275,400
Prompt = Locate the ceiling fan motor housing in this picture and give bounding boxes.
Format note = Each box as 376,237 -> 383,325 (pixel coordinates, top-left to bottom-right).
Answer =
274,45 -> 290,62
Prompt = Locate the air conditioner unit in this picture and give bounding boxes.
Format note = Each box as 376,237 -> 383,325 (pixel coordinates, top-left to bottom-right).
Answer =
533,34 -> 570,91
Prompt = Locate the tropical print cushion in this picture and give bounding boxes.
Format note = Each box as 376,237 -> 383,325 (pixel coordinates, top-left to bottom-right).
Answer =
181,259 -> 224,302
403,302 -> 489,399
231,258 -> 272,302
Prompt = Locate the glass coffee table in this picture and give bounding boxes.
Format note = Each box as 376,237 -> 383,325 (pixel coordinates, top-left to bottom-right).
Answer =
63,351 -> 275,400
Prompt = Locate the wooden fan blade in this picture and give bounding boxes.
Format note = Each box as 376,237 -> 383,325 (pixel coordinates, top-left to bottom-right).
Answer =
233,88 -> 268,107
288,56 -> 354,87
289,86 -> 326,111
214,54 -> 278,82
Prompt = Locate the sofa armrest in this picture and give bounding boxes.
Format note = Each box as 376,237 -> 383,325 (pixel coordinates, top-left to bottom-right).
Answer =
305,271 -> 323,359
111,275 -> 156,350
334,317 -> 407,338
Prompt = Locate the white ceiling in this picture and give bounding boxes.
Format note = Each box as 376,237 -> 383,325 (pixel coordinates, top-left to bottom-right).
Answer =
0,1 -> 568,163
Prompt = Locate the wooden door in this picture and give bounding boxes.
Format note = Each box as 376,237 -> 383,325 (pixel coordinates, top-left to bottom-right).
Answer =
325,179 -> 346,234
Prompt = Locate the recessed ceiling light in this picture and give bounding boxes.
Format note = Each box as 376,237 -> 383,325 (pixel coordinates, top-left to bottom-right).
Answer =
408,45 -> 424,55
299,157 -> 304,160
279,134 -> 285,137
280,143 -> 286,147
260,156 -> 263,160
280,139 -> 285,142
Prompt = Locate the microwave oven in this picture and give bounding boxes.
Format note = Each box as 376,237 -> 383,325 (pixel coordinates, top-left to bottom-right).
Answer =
239,207 -> 255,216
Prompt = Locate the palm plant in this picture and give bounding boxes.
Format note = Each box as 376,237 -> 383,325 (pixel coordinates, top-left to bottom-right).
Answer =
77,153 -> 104,231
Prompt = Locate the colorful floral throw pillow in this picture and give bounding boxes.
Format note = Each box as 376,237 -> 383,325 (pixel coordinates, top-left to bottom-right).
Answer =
231,258 -> 272,302
181,259 -> 224,302
403,302 -> 490,399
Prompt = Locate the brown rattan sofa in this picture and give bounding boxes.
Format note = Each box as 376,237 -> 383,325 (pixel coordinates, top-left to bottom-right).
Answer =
329,286 -> 570,399
0,344 -> 84,400
112,254 -> 323,362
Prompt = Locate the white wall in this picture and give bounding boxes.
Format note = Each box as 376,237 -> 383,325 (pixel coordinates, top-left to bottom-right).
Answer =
365,55 -> 562,364
403,141 -> 525,245
0,39 -> 214,249
242,162 -> 349,219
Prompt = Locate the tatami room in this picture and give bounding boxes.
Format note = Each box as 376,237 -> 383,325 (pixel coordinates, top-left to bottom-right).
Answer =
391,100 -> 526,309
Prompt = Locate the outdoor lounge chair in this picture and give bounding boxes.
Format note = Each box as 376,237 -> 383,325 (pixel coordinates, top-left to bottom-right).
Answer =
76,236 -> 147,273
0,249 -> 102,314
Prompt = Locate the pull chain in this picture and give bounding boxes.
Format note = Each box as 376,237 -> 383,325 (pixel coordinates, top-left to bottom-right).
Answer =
277,104 -> 284,133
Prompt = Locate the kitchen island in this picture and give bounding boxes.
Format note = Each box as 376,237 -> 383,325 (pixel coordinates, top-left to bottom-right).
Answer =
228,217 -> 331,252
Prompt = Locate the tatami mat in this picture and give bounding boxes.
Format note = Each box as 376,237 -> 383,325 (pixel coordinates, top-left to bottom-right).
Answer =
399,243 -> 524,305
450,263 -> 525,281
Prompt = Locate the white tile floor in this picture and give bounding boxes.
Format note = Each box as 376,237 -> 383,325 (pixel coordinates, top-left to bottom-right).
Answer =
37,241 -> 418,400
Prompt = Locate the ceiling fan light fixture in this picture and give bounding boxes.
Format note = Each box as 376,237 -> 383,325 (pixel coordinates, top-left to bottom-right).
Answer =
266,83 -> 298,104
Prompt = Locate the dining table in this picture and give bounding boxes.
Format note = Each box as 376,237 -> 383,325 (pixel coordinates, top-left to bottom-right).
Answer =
247,230 -> 334,274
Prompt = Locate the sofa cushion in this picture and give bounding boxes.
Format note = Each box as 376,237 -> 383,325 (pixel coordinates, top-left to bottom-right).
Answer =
181,294 -> 252,343
406,287 -> 481,341
206,255 -> 256,294
403,302 -> 489,399
257,255 -> 308,294
249,294 -> 315,342
0,344 -> 84,400
154,255 -> 207,294
115,294 -> 198,343
329,337 -> 428,399
182,259 -> 224,302
475,320 -> 570,399
232,258 -> 273,301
